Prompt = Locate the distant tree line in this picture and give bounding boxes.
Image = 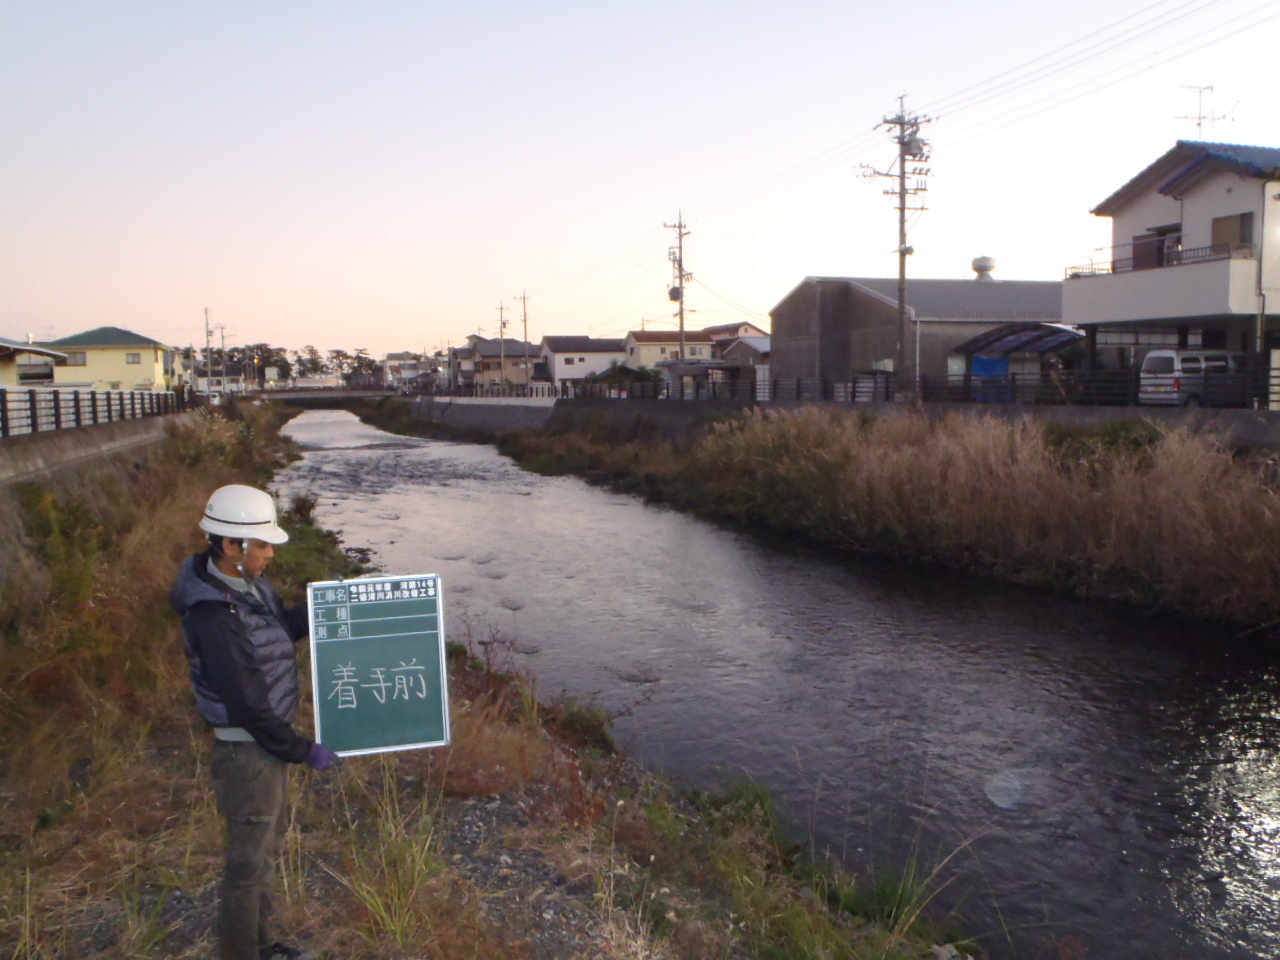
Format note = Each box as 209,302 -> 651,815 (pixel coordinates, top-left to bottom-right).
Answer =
183,344 -> 409,384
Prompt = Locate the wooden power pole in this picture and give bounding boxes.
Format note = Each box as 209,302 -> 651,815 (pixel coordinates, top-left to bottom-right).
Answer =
863,97 -> 932,389
515,290 -> 530,390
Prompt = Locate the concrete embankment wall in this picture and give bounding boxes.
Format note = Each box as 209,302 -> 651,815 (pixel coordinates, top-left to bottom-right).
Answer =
408,396 -> 1280,448
0,413 -> 193,486
409,396 -> 559,433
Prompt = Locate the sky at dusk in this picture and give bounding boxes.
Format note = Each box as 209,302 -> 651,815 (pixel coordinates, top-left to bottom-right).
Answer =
3,1 -> 1279,354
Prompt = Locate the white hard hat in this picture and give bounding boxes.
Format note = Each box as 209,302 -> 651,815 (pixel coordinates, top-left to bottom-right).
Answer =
199,485 -> 289,544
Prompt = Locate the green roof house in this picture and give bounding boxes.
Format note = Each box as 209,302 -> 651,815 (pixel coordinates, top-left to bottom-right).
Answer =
45,326 -> 174,391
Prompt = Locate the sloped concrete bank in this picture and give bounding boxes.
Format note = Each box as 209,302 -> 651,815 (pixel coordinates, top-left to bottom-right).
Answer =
0,412 -> 195,486
408,396 -> 558,433
409,394 -> 1280,448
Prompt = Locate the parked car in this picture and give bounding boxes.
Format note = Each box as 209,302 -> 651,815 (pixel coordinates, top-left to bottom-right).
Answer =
1138,350 -> 1251,407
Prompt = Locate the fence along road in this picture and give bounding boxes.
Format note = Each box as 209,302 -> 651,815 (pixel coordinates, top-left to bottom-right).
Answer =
0,387 -> 186,439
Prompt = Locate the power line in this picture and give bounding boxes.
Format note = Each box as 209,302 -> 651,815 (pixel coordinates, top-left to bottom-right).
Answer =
921,0 -> 1225,117
692,0 -> 1272,262
940,0 -> 1280,148
691,278 -> 769,319
689,0 -> 1244,231
466,0 -> 1273,345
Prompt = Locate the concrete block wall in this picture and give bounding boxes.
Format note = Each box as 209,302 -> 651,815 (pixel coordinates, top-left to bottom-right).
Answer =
0,413 -> 193,486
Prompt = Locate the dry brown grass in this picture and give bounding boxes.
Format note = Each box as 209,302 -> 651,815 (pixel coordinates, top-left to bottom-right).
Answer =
0,407 -> 604,958
683,408 -> 1280,623
504,406 -> 1280,625
433,692 -> 553,796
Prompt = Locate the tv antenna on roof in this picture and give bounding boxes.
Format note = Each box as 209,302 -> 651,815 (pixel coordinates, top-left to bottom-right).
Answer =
1177,85 -> 1235,139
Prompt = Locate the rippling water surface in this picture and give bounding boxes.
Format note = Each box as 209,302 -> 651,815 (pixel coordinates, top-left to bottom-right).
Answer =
276,410 -> 1280,959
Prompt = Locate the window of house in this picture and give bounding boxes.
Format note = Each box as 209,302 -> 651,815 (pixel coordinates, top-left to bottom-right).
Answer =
64,351 -> 87,366
1211,212 -> 1254,252
565,357 -> 574,365
628,347 -> 634,356
125,352 -> 141,364
1132,223 -> 1181,270
660,347 -> 666,354
578,356 -> 585,362
108,381 -> 121,389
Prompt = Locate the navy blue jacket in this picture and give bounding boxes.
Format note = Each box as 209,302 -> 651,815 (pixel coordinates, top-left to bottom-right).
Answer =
170,551 -> 312,763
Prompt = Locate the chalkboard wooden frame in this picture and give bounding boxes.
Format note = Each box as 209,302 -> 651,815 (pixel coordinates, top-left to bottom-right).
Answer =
307,574 -> 451,757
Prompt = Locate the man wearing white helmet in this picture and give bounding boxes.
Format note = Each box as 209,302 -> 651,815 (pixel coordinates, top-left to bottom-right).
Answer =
170,484 -> 338,960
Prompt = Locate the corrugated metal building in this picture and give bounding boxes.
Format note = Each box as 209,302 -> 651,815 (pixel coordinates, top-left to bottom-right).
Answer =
770,263 -> 1063,380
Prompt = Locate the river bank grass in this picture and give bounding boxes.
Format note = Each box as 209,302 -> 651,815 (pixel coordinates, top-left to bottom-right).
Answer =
0,405 -> 971,959
480,406 -> 1280,628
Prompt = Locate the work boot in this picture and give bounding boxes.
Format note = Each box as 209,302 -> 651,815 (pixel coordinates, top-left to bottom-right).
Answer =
261,943 -> 315,960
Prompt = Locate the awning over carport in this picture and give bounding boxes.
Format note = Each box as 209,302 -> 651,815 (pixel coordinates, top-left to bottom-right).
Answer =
950,322 -> 1083,357
0,336 -> 67,361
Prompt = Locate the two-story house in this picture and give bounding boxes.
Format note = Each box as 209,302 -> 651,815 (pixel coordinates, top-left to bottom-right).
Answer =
1062,141 -> 1280,369
622,330 -> 717,369
701,321 -> 769,346
539,337 -> 626,387
451,336 -> 538,389
45,326 -> 174,391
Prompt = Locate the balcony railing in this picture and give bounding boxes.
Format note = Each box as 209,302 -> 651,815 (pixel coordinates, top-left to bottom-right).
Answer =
1065,241 -> 1252,279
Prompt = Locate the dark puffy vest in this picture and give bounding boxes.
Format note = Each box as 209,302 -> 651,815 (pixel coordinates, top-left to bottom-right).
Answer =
170,553 -> 300,727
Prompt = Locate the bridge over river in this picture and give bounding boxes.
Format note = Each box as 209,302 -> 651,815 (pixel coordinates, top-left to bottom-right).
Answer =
251,388 -> 397,402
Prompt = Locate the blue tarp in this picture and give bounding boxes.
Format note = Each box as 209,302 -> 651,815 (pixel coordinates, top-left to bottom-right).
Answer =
970,356 -> 1009,377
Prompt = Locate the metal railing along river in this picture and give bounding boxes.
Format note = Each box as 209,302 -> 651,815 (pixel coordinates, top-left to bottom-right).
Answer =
0,387 -> 186,439
431,368 -> 1280,408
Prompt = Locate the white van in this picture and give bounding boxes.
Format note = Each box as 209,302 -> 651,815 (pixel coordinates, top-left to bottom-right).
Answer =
1138,350 -> 1250,407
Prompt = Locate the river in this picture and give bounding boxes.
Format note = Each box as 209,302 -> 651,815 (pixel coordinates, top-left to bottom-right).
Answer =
276,409 -> 1280,959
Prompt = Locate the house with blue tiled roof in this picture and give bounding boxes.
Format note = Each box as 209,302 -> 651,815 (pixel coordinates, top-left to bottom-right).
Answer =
1063,141 -> 1280,371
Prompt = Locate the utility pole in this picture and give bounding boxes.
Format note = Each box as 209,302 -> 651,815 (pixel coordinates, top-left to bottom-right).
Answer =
665,213 -> 691,361
217,325 -> 227,393
514,290 -> 531,390
863,96 -> 932,389
495,301 -> 508,389
203,308 -> 212,396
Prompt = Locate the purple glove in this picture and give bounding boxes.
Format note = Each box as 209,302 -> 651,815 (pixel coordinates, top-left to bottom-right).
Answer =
307,743 -> 339,770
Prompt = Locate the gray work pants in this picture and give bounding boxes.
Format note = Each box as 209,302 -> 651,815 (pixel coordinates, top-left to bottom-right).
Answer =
212,740 -> 289,960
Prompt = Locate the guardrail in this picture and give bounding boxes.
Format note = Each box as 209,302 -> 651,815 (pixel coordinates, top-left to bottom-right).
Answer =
0,388 -> 186,439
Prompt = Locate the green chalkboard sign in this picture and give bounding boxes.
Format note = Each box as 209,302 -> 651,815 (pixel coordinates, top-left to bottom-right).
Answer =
307,574 -> 450,756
